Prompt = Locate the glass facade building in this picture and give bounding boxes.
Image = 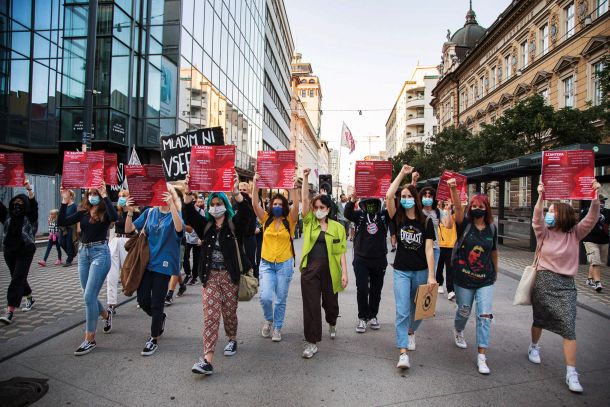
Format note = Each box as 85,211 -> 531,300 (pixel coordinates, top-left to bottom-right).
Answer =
1,0 -> 276,175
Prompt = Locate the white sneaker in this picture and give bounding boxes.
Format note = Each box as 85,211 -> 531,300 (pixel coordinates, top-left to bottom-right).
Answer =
396,352 -> 410,369
438,286 -> 445,294
454,329 -> 467,349
356,319 -> 367,333
369,317 -> 380,330
407,334 -> 416,351
477,356 -> 490,375
566,371 -> 583,393
271,328 -> 282,342
528,344 -> 541,364
261,321 -> 272,338
447,291 -> 455,301
302,342 -> 318,358
329,325 -> 336,339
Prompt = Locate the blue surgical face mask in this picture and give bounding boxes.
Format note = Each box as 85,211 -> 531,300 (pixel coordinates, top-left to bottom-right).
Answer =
400,198 -> 415,209
88,195 -> 101,206
422,197 -> 434,207
544,212 -> 555,227
118,197 -> 127,207
272,206 -> 283,218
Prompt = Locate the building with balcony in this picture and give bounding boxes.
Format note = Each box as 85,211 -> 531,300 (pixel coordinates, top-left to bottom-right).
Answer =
432,0 -> 610,134
291,52 -> 322,137
385,65 -> 439,158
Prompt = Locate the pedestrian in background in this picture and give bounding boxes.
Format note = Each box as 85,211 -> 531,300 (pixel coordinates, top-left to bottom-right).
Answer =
581,194 -> 608,292
386,165 -> 437,370
529,181 -> 600,393
59,189 -> 77,267
447,178 -> 498,375
299,169 -> 348,358
252,173 -> 299,343
0,180 -> 38,325
124,184 -> 184,357
58,182 -> 116,355
38,209 -> 62,267
344,192 -> 390,333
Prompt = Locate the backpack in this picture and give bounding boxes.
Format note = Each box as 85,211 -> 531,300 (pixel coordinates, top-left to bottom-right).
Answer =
264,215 -> 295,260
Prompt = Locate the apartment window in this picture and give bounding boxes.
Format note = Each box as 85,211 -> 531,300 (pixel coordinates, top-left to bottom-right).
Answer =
520,41 -> 529,68
504,55 -> 511,80
565,4 -> 575,38
309,89 -> 314,97
540,24 -> 549,55
539,87 -> 550,105
469,84 -> 475,105
480,75 -> 485,97
563,76 -> 574,107
593,61 -> 606,106
598,0 -> 608,16
490,66 -> 497,90
301,90 -> 306,98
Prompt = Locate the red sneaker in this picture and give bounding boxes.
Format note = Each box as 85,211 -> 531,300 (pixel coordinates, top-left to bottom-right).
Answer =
38,260 -> 46,267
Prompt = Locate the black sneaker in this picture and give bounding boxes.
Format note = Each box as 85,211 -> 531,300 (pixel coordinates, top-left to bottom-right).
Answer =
141,337 -> 158,356
62,261 -> 73,268
192,357 -> 213,375
74,340 -> 96,356
103,310 -> 113,334
159,313 -> 167,336
187,276 -> 198,285
164,296 -> 173,306
21,297 -> 35,312
108,306 -> 117,315
595,281 -> 603,292
177,284 -> 187,297
0,311 -> 14,325
224,340 -> 237,356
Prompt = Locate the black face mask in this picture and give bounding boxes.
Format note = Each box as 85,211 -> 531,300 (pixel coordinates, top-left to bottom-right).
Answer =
471,208 -> 485,219
11,203 -> 25,217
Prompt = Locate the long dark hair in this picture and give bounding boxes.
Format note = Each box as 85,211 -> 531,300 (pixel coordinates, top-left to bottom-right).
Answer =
79,190 -> 107,223
266,193 -> 290,218
396,184 -> 426,225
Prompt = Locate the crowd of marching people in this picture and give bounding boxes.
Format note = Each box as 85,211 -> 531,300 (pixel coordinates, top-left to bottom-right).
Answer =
0,162 -> 605,394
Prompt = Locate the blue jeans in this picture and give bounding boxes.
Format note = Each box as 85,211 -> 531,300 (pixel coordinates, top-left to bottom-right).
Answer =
259,259 -> 294,329
433,246 -> 440,271
78,244 -> 111,333
393,268 -> 428,349
454,284 -> 494,349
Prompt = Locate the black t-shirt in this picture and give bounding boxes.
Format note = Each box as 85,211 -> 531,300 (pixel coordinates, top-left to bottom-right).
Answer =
581,206 -> 610,244
393,216 -> 435,271
454,219 -> 497,289
114,210 -> 140,235
344,201 -> 390,260
58,197 -> 118,244
309,231 -> 327,260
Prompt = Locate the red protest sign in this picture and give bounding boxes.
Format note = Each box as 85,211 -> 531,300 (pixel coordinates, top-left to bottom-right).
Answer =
104,153 -> 118,185
542,150 -> 595,200
437,170 -> 468,203
188,145 -> 236,192
256,150 -> 296,189
61,151 -> 105,189
354,160 -> 392,198
0,153 -> 25,187
124,165 -> 167,207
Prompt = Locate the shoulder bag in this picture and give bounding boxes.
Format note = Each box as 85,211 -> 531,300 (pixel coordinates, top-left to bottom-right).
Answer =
121,210 -> 152,296
513,239 -> 542,306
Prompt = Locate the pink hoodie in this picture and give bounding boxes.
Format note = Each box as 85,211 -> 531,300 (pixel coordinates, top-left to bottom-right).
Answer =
532,199 -> 600,277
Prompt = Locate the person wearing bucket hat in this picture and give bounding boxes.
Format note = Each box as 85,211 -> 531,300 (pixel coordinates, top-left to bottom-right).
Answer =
183,172 -> 254,375
344,192 -> 390,334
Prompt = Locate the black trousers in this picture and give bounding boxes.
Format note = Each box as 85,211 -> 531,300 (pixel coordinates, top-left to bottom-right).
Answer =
137,269 -> 171,338
183,243 -> 201,278
254,232 -> 263,277
301,259 -> 339,344
353,255 -> 386,320
242,235 -> 257,271
4,253 -> 34,308
60,228 -> 75,263
436,247 -> 455,293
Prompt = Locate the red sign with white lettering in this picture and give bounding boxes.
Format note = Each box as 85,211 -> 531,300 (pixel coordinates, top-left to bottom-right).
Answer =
188,145 -> 236,192
0,153 -> 25,187
542,150 -> 595,200
125,165 -> 167,207
61,151 -> 105,188
355,161 -> 392,198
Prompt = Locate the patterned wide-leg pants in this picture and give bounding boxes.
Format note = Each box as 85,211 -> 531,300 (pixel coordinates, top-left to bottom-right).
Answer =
202,270 -> 239,354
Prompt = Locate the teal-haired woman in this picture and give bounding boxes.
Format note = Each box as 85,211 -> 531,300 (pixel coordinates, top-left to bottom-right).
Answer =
182,175 -> 255,375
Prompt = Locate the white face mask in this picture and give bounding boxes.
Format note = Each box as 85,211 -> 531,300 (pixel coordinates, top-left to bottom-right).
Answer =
314,209 -> 329,220
210,205 -> 226,219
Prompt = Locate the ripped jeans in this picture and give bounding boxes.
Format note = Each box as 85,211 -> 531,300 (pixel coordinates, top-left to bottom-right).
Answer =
454,284 -> 494,349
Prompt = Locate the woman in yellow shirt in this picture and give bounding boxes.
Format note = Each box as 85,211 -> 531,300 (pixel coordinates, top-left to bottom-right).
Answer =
252,174 -> 299,342
437,199 -> 457,300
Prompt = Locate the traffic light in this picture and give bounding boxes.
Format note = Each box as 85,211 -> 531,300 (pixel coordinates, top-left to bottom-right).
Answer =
319,174 -> 332,195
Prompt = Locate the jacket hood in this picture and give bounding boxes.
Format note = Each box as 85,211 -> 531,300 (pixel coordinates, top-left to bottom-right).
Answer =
9,194 -> 30,214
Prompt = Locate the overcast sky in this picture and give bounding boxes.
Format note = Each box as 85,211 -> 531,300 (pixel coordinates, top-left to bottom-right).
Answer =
284,0 -> 511,186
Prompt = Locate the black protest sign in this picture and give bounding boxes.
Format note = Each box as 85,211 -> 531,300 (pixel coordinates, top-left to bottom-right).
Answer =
160,127 -> 224,181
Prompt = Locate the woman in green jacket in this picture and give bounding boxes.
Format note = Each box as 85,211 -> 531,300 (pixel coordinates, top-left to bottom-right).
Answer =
300,168 -> 348,359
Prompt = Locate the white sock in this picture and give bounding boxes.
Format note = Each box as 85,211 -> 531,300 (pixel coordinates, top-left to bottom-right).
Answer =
530,342 -> 538,348
478,353 -> 486,361
566,365 -> 577,375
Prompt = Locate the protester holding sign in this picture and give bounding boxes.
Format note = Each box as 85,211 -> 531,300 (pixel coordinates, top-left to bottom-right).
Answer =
124,184 -> 184,357
386,165 -> 436,370
529,180 -> 600,393
58,181 -> 117,355
447,177 -> 498,375
0,180 -> 39,325
299,168 -> 348,359
252,172 -> 299,343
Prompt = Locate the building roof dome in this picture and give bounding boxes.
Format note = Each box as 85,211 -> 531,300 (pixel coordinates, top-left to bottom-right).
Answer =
450,2 -> 486,48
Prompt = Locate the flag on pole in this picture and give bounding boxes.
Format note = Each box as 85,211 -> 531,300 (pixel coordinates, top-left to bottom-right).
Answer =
314,168 -> 319,178
341,122 -> 356,154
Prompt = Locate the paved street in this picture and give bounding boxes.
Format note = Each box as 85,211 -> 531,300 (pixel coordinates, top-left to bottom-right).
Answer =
0,240 -> 609,406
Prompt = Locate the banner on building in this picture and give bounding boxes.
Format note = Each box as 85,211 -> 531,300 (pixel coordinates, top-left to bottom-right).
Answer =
542,150 -> 595,200
341,122 -> 356,154
188,145 -> 236,192
160,127 -> 224,181
104,153 -> 118,186
256,150 -> 296,189
0,153 -> 25,187
436,170 -> 468,203
61,151 -> 105,189
354,160 -> 392,198
124,164 -> 167,207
